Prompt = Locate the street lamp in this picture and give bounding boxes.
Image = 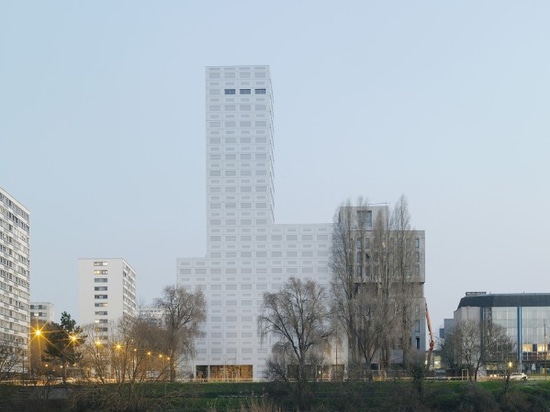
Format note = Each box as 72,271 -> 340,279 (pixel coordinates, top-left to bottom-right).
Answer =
95,340 -> 104,382
147,352 -> 151,380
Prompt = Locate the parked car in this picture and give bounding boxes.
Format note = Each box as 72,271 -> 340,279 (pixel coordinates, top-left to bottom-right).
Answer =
509,372 -> 528,381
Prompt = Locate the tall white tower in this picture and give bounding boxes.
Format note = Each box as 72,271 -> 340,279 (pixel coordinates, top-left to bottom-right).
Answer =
178,66 -> 333,381
205,65 -> 275,257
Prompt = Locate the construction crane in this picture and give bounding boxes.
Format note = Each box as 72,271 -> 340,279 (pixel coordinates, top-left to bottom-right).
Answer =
425,301 -> 435,373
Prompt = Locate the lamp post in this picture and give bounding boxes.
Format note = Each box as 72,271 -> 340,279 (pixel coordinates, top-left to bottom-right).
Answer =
95,340 -> 104,382
147,351 -> 151,381
114,344 -> 122,383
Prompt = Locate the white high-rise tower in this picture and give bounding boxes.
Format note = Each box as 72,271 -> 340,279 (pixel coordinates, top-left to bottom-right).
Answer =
178,66 -> 333,381
204,65 -> 275,250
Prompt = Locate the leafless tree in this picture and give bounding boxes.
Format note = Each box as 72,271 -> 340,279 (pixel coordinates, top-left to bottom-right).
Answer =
155,285 -> 206,383
447,319 -> 514,381
0,342 -> 21,381
258,277 -> 332,407
387,195 -> 419,368
330,196 -> 423,378
330,199 -> 372,378
79,324 -> 111,383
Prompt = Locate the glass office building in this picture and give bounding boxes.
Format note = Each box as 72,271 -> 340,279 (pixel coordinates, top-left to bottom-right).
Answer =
455,293 -> 550,374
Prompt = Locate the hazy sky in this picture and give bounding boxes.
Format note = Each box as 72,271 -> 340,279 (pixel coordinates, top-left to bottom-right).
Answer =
2,1 -> 550,333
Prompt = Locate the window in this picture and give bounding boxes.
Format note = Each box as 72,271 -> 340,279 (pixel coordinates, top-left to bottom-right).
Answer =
415,238 -> 420,248
239,89 -> 251,94
94,311 -> 108,316
94,303 -> 108,307
357,210 -> 372,228
93,270 -> 108,275
94,286 -> 108,291
94,261 -> 108,266
255,88 -> 266,94
94,278 -> 108,283
224,89 -> 236,95
94,294 -> 108,299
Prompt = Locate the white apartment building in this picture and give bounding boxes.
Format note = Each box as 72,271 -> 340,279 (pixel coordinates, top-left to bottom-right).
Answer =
0,187 -> 30,370
30,302 -> 55,324
78,258 -> 137,342
138,304 -> 165,327
177,66 -> 426,381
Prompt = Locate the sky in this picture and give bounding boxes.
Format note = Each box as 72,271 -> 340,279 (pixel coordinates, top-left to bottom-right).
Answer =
2,1 -> 550,335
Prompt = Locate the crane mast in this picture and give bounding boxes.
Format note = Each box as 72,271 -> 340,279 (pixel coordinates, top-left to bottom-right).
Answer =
425,301 -> 435,373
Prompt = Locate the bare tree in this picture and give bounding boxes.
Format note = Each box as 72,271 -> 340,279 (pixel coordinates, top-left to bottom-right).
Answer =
113,316 -> 168,383
79,324 -> 109,383
369,209 -> 399,372
447,319 -> 514,381
330,196 -> 423,379
330,199 -> 376,378
0,342 -> 21,381
258,277 -> 332,407
388,195 -> 419,368
155,285 -> 206,383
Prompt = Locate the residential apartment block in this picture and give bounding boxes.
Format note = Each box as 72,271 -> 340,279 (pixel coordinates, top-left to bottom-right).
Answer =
30,302 -> 55,324
78,258 -> 137,342
0,187 -> 30,370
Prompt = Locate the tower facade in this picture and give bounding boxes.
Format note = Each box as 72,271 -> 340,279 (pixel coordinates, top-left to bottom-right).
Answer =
0,188 -> 30,371
178,66 -> 333,381
78,258 -> 137,342
205,65 -> 275,255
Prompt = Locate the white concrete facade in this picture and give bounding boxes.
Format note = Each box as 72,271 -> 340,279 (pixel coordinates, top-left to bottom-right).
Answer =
177,66 -> 333,380
0,187 -> 30,369
78,258 -> 137,342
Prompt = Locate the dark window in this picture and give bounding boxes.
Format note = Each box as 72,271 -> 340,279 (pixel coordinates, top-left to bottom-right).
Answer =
239,89 -> 251,94
357,210 -> 372,229
224,89 -> 236,95
254,88 -> 266,94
